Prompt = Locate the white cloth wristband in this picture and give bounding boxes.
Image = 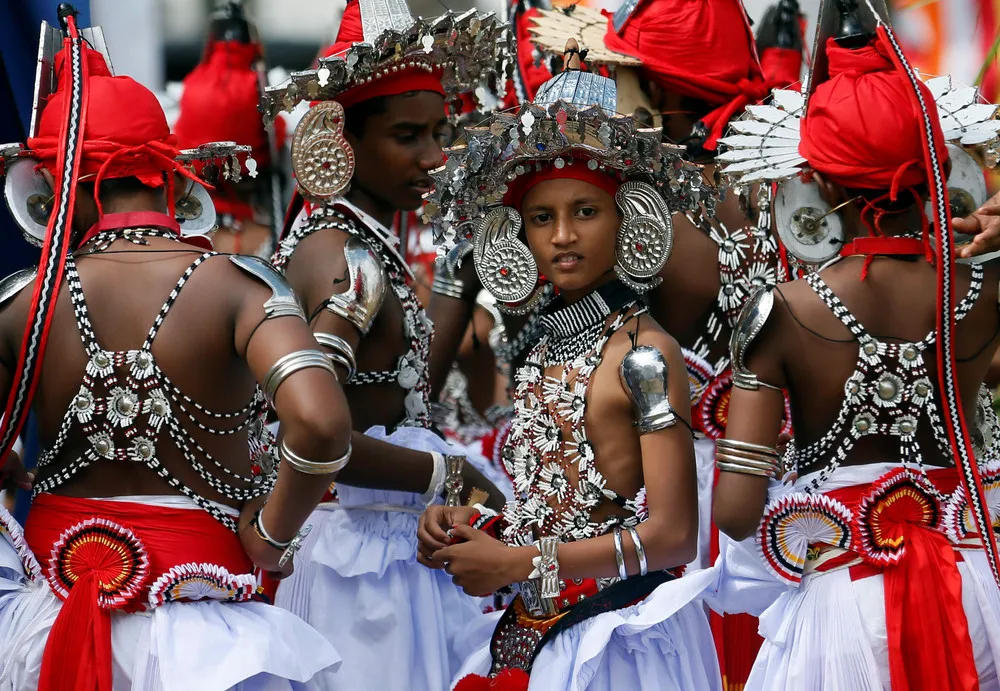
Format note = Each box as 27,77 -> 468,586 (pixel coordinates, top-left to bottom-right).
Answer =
421,451 -> 447,505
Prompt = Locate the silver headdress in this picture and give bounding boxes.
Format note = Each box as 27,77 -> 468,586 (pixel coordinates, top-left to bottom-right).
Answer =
425,68 -> 706,310
260,0 -> 511,124
261,0 -> 511,203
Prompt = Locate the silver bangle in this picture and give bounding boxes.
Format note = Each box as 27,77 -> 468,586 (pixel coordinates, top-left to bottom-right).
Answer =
262,350 -> 337,406
253,506 -> 291,548
431,274 -> 465,300
627,527 -> 648,577
314,332 -> 357,382
715,452 -> 777,471
421,451 -> 447,505
613,527 -> 628,581
717,438 -> 780,455
716,460 -> 775,477
528,536 -> 561,599
444,454 -> 465,507
279,438 -> 351,475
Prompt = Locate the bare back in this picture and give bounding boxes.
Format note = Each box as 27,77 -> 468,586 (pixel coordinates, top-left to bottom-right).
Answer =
752,256 -> 1000,470
0,238 -> 275,509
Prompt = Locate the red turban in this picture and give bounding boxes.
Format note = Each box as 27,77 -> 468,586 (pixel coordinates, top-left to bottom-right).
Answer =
603,0 -> 768,149
320,0 -> 444,109
27,45 -> 203,215
799,37 -> 947,194
502,5 -> 553,107
174,40 -> 286,167
502,159 -> 622,209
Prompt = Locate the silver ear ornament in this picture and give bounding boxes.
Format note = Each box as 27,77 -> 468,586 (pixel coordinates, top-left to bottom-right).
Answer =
773,175 -> 843,266
3,155 -> 52,247
173,179 -> 218,237
291,101 -> 356,201
473,206 -> 539,308
613,180 -> 672,292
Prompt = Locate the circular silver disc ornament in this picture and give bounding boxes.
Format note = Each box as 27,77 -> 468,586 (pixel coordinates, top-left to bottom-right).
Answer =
174,181 -> 217,237
4,157 -> 52,247
775,175 -> 843,265
931,144 -> 988,245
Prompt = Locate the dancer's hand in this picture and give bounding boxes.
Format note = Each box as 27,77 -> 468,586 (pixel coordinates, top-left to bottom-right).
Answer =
239,499 -> 296,580
417,504 -> 477,568
955,192 -> 1000,258
432,524 -> 534,597
1,450 -> 33,492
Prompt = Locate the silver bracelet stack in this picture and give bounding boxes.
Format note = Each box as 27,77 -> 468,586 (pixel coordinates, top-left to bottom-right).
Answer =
279,438 -> 352,475
715,438 -> 781,478
431,274 -> 465,300
262,349 -> 338,405
529,536 -> 561,598
314,333 -> 357,382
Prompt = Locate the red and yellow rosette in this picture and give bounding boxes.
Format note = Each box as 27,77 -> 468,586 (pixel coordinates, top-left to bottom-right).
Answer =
852,469 -> 941,567
147,561 -> 257,607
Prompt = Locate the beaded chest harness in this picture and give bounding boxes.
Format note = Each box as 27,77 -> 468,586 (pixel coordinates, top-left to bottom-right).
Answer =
686,186 -> 785,374
756,265 -> 999,585
501,281 -> 647,546
34,231 -> 276,532
274,205 -> 433,428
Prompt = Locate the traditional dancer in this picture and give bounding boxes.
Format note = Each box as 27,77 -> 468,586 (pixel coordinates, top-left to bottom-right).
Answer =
712,2 -> 1000,688
173,1 -> 286,259
419,50 -> 722,691
261,1 -> 512,688
0,7 -> 351,689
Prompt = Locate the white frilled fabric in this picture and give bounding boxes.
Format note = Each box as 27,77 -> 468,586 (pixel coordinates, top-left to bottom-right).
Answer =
710,462 -> 1000,691
0,496 -> 340,691
452,567 -> 723,691
275,426 -> 491,691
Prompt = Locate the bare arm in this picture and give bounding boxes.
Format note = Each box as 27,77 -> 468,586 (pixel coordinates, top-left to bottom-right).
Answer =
427,257 -> 479,399
713,296 -> 787,542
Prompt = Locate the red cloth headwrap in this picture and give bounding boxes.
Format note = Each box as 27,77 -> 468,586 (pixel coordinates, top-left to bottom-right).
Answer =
799,37 -> 947,195
320,0 -> 445,109
174,40 -> 287,167
27,46 -> 205,217
502,160 -> 623,209
602,0 -> 770,149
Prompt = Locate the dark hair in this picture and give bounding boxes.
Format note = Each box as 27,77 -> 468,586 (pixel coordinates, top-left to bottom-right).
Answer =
81,175 -> 162,206
343,90 -> 421,138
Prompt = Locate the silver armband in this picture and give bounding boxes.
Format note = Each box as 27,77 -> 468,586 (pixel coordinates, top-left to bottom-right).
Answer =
325,235 -> 387,335
619,345 -> 677,434
613,527 -> 629,580
279,438 -> 352,475
730,288 -> 781,392
229,255 -> 305,321
262,349 -> 337,405
627,527 -> 648,577
715,438 -> 780,478
314,332 -> 357,382
0,267 -> 36,309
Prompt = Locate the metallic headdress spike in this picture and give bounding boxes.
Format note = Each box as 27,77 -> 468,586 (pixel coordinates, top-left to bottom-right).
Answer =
359,0 -> 415,42
533,70 -> 617,113
260,2 -> 512,123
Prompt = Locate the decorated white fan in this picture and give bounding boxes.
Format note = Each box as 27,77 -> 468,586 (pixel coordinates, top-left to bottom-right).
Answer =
716,89 -> 805,185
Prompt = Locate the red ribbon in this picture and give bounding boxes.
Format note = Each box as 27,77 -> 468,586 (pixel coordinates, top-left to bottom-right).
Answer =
27,494 -> 252,691
826,470 -> 979,691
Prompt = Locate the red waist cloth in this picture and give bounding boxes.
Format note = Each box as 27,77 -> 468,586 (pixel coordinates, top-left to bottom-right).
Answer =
824,468 -> 978,691
25,494 -> 253,691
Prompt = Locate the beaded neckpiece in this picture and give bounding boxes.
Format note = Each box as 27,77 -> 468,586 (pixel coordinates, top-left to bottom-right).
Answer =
35,234 -> 276,531
273,204 -> 433,428
502,280 -> 647,546
790,264 -> 984,494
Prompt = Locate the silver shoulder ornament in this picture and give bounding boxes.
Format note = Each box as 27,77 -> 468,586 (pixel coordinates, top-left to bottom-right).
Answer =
325,234 -> 387,335
228,255 -> 305,321
730,288 -> 780,392
619,344 -> 678,434
0,267 -> 37,310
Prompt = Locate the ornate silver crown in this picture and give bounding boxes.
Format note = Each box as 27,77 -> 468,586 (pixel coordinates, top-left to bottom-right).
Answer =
260,5 -> 512,125
424,70 -> 706,251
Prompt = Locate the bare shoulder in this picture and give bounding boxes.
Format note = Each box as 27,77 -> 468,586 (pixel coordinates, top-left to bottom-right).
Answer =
603,312 -> 684,372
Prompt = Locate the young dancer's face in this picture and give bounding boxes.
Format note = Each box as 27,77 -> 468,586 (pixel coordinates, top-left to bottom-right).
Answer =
521,178 -> 620,300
